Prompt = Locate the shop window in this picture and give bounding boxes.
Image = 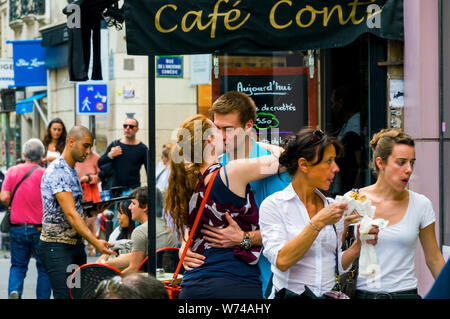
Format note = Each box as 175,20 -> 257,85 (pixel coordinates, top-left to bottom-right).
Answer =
322,34 -> 387,197
201,52 -> 313,145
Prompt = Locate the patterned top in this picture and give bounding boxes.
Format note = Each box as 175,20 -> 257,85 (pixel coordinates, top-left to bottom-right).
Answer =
40,156 -> 84,245
188,164 -> 261,265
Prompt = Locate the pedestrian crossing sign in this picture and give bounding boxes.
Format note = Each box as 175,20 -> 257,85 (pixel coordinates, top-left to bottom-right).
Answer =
76,82 -> 108,115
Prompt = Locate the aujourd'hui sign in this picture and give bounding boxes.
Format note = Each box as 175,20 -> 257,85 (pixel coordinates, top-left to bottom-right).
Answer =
124,0 -> 403,56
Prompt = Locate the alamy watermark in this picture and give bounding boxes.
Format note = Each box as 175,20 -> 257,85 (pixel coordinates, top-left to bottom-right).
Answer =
66,264 -> 81,289
66,4 -> 81,29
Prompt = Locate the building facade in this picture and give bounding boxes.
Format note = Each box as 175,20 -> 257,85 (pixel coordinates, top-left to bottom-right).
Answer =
0,0 -> 447,297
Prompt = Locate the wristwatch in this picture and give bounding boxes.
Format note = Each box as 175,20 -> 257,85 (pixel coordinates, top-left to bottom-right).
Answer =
240,232 -> 252,250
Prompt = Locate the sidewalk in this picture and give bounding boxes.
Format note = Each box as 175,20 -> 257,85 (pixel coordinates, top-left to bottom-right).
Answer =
0,246 -> 98,299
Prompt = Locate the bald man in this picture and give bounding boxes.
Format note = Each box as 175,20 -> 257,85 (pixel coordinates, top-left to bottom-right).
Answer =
38,125 -> 114,299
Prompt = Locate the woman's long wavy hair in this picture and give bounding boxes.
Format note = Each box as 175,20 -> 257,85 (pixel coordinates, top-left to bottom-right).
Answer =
43,118 -> 67,154
164,114 -> 213,242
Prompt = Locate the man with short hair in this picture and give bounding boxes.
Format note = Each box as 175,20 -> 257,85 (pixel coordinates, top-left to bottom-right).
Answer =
98,117 -> 148,229
38,126 -> 114,299
105,187 -> 176,274
183,91 -> 292,297
1,138 -> 52,299
98,117 -> 148,192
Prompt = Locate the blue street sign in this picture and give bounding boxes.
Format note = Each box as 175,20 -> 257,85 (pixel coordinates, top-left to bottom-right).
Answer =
76,82 -> 108,115
156,56 -> 183,78
7,40 -> 47,87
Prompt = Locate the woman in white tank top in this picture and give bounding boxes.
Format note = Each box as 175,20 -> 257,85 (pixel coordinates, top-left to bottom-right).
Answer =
349,128 -> 445,299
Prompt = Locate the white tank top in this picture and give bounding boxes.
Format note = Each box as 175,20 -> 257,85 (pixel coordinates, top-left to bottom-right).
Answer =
46,150 -> 60,159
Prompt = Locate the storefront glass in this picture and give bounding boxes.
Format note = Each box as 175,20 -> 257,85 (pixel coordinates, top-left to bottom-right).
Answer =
209,52 -> 310,146
0,112 -> 21,170
203,36 -> 382,196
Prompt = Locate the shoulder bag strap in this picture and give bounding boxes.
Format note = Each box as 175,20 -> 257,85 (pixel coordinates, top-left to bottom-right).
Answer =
10,165 -> 40,206
171,169 -> 220,282
325,197 -> 340,288
332,224 -> 340,288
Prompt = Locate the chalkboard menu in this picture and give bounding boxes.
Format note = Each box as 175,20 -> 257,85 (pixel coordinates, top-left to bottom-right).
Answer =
220,70 -> 308,145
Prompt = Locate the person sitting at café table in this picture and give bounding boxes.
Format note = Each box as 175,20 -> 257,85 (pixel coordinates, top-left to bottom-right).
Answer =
96,199 -> 135,263
101,187 -> 176,274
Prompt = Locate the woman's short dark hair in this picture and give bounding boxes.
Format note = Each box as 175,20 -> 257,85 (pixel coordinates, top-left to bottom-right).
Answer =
279,127 -> 343,176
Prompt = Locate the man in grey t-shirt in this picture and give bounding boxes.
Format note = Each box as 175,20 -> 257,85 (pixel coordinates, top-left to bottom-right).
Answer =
106,187 -> 176,273
131,218 -> 177,255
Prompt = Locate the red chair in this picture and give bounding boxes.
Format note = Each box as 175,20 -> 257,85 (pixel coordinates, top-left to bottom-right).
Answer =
69,263 -> 122,299
138,247 -> 184,274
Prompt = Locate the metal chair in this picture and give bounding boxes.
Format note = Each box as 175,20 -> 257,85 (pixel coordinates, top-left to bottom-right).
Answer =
137,247 -> 183,274
69,263 -> 122,299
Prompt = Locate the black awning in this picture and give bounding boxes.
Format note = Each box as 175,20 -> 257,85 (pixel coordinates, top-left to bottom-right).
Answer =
40,23 -> 69,47
124,0 -> 404,56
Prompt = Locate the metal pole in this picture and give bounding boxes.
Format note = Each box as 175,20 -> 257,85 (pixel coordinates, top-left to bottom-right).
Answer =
438,0 -> 444,250
89,115 -> 96,140
147,55 -> 156,277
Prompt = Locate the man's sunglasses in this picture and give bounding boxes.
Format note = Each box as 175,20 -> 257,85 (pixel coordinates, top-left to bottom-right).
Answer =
123,124 -> 136,129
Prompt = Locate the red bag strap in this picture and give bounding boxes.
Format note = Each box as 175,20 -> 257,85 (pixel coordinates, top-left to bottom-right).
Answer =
172,168 -> 219,282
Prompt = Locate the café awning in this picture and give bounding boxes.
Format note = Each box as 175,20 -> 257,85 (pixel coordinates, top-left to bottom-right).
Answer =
124,0 -> 404,56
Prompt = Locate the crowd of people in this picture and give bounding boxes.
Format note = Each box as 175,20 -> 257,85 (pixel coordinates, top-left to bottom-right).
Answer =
0,91 -> 449,300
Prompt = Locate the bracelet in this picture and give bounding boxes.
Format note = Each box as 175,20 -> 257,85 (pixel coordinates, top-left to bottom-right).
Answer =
309,221 -> 321,232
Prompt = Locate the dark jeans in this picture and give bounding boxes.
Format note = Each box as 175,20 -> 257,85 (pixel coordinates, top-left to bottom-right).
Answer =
180,277 -> 262,299
38,241 -> 86,299
9,227 -> 52,299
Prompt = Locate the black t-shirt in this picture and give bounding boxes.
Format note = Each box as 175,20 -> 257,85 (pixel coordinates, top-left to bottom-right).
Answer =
98,141 -> 148,189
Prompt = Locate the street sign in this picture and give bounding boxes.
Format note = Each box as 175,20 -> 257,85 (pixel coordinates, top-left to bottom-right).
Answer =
156,56 -> 183,78
7,40 -> 47,87
76,82 -> 108,115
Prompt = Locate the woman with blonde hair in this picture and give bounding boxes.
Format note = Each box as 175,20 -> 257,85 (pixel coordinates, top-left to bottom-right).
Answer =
164,114 -> 282,299
348,128 -> 445,299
